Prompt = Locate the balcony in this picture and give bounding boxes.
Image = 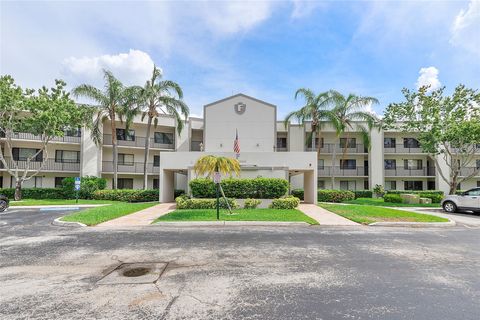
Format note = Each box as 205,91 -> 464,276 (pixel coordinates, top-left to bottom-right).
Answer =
191,141 -> 203,151
0,158 -> 80,172
103,134 -> 174,150
306,143 -> 367,153
0,131 -> 81,143
384,167 -> 435,177
102,161 -> 159,174
317,166 -> 368,177
384,144 -> 424,154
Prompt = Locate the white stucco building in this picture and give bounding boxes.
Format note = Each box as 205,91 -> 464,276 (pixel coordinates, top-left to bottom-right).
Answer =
1,93 -> 480,203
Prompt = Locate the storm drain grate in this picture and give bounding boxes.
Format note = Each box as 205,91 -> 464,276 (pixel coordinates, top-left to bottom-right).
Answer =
97,262 -> 168,285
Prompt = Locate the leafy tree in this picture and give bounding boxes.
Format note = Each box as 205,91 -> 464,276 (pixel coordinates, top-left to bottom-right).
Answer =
138,66 -> 189,189
72,70 -> 140,189
0,75 -> 90,200
383,85 -> 480,194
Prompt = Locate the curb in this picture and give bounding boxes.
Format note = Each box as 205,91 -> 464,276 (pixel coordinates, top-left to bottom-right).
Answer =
52,217 -> 87,227
369,220 -> 456,227
153,221 -> 311,227
13,204 -> 109,209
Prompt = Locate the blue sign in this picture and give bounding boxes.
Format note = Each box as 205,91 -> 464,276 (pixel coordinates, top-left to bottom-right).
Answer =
74,177 -> 81,191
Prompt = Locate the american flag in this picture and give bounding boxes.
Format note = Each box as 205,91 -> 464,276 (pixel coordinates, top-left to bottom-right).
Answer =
234,129 -> 240,155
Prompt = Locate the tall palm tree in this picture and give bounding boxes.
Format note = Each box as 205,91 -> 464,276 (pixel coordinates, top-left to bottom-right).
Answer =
328,92 -> 380,186
139,66 -> 189,189
72,70 -> 140,189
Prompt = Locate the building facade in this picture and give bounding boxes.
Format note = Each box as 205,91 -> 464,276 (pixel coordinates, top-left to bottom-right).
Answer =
1,93 -> 480,202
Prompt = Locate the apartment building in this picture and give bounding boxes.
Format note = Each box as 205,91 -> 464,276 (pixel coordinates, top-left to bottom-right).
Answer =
1,93 -> 479,202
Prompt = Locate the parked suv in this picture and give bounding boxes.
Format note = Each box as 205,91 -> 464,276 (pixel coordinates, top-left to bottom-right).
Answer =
441,188 -> 480,213
0,194 -> 9,212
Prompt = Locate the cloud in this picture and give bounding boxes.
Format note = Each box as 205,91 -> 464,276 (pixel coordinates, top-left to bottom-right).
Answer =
416,67 -> 441,91
291,0 -> 326,19
62,50 -> 155,87
450,0 -> 480,54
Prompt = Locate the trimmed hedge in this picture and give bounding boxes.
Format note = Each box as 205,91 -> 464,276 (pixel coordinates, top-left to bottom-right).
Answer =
383,193 -> 403,203
244,198 -> 261,209
62,176 -> 107,199
93,189 -> 158,202
189,177 -> 289,199
354,190 -> 373,199
291,189 -> 304,200
418,193 -> 443,203
269,196 -> 300,209
386,190 -> 444,196
175,195 -> 238,209
318,189 -> 355,203
174,189 -> 185,198
0,188 -> 66,199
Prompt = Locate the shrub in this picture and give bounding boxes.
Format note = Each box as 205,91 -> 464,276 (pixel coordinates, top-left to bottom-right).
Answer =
317,190 -> 355,203
0,188 -> 66,199
354,190 -> 373,199
175,196 -> 238,209
418,193 -> 443,203
291,189 -> 304,200
174,189 -> 185,198
189,177 -> 289,199
62,176 -> 107,199
244,198 -> 261,209
269,196 -> 300,209
386,190 -> 444,195
383,193 -> 403,203
373,184 -> 385,197
93,189 -> 158,202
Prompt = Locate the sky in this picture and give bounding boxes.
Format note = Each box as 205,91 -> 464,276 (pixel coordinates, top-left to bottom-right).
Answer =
1,0 -> 479,118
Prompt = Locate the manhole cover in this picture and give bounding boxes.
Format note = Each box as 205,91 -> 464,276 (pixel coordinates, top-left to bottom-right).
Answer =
97,262 -> 167,285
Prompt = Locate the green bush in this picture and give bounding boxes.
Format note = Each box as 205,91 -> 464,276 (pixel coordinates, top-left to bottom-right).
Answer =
189,177 -> 289,199
244,198 -> 261,209
0,188 -> 66,199
383,193 -> 403,203
62,176 -> 107,199
269,196 -> 300,209
386,190 -> 444,195
93,189 -> 158,202
317,190 -> 355,203
354,190 -> 373,199
174,189 -> 185,198
418,193 -> 443,203
175,196 -> 238,209
291,189 -> 304,200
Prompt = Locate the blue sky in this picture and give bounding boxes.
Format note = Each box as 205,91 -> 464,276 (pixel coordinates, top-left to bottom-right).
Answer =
1,0 -> 479,118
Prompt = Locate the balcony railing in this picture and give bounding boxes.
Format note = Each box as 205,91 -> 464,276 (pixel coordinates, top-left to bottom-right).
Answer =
0,158 -> 80,171
103,134 -> 175,149
102,161 -> 159,174
317,166 -> 368,176
384,167 -> 435,176
384,144 -> 424,153
306,143 -> 367,153
0,131 -> 81,143
459,167 -> 480,176
191,141 -> 203,151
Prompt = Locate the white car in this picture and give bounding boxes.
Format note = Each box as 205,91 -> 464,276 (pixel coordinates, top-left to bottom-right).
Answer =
441,188 -> 480,213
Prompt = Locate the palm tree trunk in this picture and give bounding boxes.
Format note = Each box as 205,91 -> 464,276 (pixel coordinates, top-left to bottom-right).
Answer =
143,116 -> 153,190
111,113 -> 118,190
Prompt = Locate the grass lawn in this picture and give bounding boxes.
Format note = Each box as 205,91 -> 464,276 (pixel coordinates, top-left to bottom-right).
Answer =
344,197 -> 440,208
61,202 -> 157,226
10,199 -> 119,206
155,209 -> 318,225
319,203 -> 448,225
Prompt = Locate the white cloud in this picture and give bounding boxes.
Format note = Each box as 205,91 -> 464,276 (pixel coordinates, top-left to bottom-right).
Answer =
62,50 -> 155,87
291,0 -> 326,19
450,0 -> 480,54
416,67 -> 441,91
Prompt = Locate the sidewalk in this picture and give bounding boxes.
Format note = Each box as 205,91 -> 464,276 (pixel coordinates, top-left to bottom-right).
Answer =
298,204 -> 359,226
96,203 -> 176,227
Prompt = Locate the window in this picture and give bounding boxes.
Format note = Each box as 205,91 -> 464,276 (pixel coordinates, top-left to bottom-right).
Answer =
340,138 -> 356,148
55,150 -> 80,163
384,159 -> 396,169
464,188 -> 480,196
404,159 -> 422,170
55,177 -> 65,188
154,132 -> 174,144
64,127 -> 81,137
116,128 -> 135,141
317,180 -> 325,189
477,181 -> 480,188
403,138 -> 420,148
385,181 -> 396,191
276,137 -> 287,149
340,159 -> 356,169
476,160 -> 480,169
404,181 -> 423,191
153,155 -> 160,167
364,180 -> 369,190
427,181 -> 436,190
12,148 -> 42,161
318,159 -> 324,170
153,178 -> 159,190
118,154 -> 134,165
384,137 -> 396,148
306,137 -> 323,148
340,180 -> 356,190
117,178 -> 133,189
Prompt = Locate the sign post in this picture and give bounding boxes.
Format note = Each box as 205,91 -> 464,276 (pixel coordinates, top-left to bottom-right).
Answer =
213,172 -> 221,220
74,177 -> 81,204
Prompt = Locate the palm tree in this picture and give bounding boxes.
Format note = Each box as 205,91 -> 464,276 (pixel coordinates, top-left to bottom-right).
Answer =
72,70 -> 140,189
138,66 -> 189,189
328,92 -> 380,186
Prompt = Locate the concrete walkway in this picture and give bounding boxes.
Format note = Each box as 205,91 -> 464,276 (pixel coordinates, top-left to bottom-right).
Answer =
298,204 -> 359,226
97,202 -> 176,227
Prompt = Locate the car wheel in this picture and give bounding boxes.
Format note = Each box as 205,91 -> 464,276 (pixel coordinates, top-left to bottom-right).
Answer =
443,201 -> 457,213
0,200 -> 7,212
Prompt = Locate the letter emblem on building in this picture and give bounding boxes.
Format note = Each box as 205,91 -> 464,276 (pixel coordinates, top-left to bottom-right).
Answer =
234,102 -> 246,115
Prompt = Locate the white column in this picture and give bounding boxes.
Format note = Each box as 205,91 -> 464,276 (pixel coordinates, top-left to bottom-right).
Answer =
80,126 -> 102,177
369,128 -> 384,192
303,170 -> 317,204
